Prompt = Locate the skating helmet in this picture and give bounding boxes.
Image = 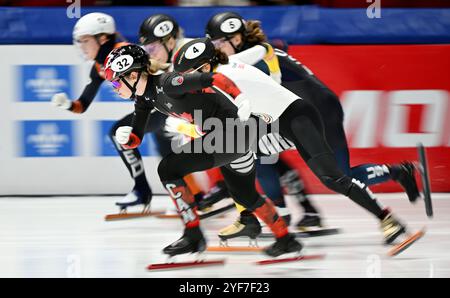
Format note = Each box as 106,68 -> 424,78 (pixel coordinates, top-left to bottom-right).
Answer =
139,14 -> 179,45
173,38 -> 216,73
205,12 -> 246,40
73,12 -> 116,41
104,44 -> 149,82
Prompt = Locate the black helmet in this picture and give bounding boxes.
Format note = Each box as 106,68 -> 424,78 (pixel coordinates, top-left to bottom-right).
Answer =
173,38 -> 216,73
104,44 -> 149,98
104,44 -> 149,81
205,12 -> 246,40
139,14 -> 179,45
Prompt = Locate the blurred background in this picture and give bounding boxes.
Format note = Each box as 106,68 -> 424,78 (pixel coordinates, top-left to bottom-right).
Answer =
0,0 -> 449,196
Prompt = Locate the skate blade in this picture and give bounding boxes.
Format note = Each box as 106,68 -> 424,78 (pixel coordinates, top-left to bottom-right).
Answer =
417,143 -> 433,218
147,259 -> 225,271
207,246 -> 263,253
259,228 -> 340,239
256,254 -> 325,266
155,204 -> 234,220
104,210 -> 164,221
388,229 -> 425,257
294,228 -> 341,237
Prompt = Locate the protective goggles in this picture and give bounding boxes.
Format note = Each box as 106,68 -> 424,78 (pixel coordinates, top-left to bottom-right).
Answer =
111,79 -> 122,89
211,38 -> 228,49
142,41 -> 165,56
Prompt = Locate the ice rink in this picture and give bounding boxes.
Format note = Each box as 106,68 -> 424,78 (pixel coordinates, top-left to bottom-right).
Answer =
0,193 -> 449,278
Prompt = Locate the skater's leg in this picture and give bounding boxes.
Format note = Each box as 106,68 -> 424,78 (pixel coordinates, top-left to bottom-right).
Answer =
276,158 -> 322,229
279,100 -> 387,219
158,122 -> 300,256
157,134 -> 245,256
321,110 -> 391,185
110,114 -> 151,207
331,131 -> 391,186
256,161 -> 285,207
255,160 -> 291,224
183,174 -> 203,198
197,168 -> 230,210
206,168 -> 225,188
157,121 -> 256,227
220,164 -> 289,239
325,99 -> 419,200
279,100 -> 407,243
276,159 -> 319,215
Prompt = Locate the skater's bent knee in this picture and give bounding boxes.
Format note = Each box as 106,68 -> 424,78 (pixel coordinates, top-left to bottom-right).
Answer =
319,175 -> 352,195
157,156 -> 181,181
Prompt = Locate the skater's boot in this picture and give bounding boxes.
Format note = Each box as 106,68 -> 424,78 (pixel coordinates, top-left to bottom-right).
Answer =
264,233 -> 303,257
198,181 -> 230,211
163,226 -> 206,257
380,209 -> 406,245
218,211 -> 262,243
115,187 -> 152,210
296,213 -> 322,231
389,162 -> 420,203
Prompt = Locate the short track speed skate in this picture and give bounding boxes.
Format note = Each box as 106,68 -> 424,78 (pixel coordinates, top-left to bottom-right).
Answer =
207,213 -> 262,252
388,228 -> 426,257
417,143 -> 433,218
257,234 -> 325,265
147,227 -> 225,271
104,190 -> 163,221
381,210 -> 425,256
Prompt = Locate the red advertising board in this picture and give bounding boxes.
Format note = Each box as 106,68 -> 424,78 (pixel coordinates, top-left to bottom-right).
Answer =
283,45 -> 450,193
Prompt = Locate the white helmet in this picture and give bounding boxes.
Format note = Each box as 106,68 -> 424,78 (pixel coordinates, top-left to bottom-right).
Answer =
73,12 -> 116,41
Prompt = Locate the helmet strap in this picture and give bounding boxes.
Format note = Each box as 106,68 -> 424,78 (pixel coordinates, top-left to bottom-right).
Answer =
225,37 -> 241,53
122,71 -> 142,99
94,34 -> 102,47
162,42 -> 172,63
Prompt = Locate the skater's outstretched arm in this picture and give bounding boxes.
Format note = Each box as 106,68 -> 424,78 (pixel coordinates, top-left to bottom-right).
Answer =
161,72 -> 241,99
117,98 -> 154,150
71,66 -> 104,113
231,44 -> 267,66
51,65 -> 103,113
